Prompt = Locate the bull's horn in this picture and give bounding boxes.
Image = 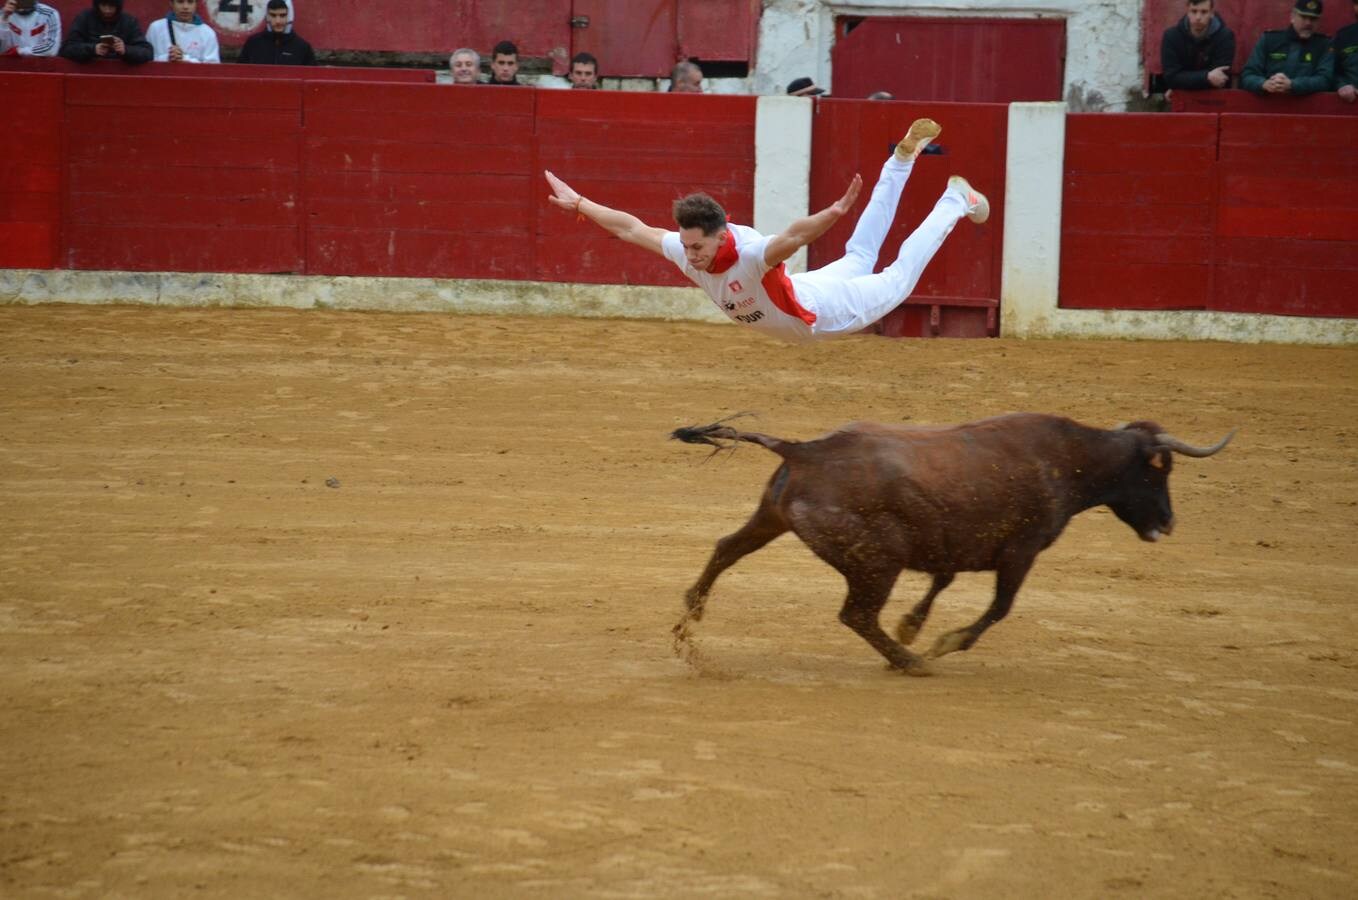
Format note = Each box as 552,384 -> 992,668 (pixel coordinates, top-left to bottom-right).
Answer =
1154,429 -> 1236,457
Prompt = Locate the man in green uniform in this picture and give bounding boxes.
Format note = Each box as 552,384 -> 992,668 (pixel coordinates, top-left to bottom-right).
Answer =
1334,0 -> 1358,102
1240,0 -> 1335,95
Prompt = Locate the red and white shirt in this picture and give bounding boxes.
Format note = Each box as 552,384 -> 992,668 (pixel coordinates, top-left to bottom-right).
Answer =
661,224 -> 818,344
3,3 -> 61,57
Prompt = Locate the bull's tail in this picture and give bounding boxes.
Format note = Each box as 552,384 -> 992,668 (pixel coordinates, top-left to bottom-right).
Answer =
670,413 -> 796,459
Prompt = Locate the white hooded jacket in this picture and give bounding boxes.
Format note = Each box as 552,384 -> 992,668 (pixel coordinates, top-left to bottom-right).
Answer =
146,13 -> 220,63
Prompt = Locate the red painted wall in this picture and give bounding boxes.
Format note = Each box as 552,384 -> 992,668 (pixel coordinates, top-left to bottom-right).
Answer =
1061,112 -> 1358,319
0,69 -> 754,289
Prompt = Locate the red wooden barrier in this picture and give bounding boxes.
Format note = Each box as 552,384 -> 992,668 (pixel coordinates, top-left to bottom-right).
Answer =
1061,112 -> 1358,319
0,72 -> 63,270
1170,90 -> 1358,116
1061,113 -> 1217,311
304,82 -> 536,280
809,99 -> 1008,337
62,74 -> 304,272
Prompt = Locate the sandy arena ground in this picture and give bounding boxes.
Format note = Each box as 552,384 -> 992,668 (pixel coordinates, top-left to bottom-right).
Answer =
1,304 -> 1356,899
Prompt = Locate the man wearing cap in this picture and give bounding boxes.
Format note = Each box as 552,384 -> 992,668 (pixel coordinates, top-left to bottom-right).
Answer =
1240,0 -> 1335,95
1334,0 -> 1358,101
786,77 -> 825,97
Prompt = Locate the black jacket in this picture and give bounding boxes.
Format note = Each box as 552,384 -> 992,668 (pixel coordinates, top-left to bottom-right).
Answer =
59,0 -> 152,64
1160,13 -> 1236,90
237,29 -> 316,66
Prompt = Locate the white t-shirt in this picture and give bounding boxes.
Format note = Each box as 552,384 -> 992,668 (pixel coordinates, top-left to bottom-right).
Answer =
661,224 -> 817,344
146,17 -> 221,63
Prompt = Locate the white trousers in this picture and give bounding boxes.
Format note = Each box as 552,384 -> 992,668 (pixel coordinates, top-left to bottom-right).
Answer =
793,156 -> 968,338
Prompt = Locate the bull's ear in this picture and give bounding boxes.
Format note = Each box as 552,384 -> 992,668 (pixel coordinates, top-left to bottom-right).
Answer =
1147,449 -> 1169,470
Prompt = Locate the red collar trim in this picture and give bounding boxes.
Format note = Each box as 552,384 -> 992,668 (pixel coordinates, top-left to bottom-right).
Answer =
707,228 -> 739,274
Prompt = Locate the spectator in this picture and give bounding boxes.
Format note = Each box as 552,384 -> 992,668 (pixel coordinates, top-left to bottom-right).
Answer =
488,40 -> 519,85
146,0 -> 219,64
1240,0 -> 1335,95
569,51 -> 599,89
449,47 -> 480,84
1160,0 -> 1236,90
237,0 -> 314,66
1,0 -> 62,57
868,90 -> 895,100
669,60 -> 702,93
1336,0 -> 1358,101
60,0 -> 151,64
786,76 -> 825,96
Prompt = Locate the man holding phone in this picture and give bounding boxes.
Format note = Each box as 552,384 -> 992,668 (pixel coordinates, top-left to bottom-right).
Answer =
59,0 -> 152,64
1,0 -> 62,57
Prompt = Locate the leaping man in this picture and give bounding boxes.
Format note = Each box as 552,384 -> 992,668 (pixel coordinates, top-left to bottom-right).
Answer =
543,118 -> 988,343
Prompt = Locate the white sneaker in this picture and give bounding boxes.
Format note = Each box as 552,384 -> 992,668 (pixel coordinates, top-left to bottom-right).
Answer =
948,175 -> 989,224
895,118 -> 941,162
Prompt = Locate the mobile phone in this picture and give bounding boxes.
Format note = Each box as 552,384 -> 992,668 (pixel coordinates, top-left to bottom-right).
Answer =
99,34 -> 116,43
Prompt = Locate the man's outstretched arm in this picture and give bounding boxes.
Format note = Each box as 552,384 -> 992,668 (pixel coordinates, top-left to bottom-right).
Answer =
544,170 -> 667,256
762,174 -> 863,268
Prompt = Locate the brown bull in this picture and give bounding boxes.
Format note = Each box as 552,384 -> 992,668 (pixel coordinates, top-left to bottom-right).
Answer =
671,413 -> 1233,674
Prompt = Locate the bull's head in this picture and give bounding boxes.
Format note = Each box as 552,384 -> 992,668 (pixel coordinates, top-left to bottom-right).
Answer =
1108,422 -> 1234,543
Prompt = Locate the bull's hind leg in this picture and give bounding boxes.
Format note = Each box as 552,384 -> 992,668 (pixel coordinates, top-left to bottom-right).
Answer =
839,572 -> 929,675
896,572 -> 955,646
680,502 -> 788,624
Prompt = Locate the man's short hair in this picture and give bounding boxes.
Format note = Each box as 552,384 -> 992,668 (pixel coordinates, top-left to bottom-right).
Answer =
492,40 -> 518,58
451,47 -> 480,65
672,61 -> 699,82
571,52 -> 598,68
266,0 -> 288,11
672,193 -> 726,235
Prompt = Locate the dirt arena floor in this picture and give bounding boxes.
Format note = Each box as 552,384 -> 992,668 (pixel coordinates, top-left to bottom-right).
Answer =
1,304 -> 1356,899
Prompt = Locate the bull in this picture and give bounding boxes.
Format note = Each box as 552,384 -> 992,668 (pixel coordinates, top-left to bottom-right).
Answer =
670,413 -> 1233,674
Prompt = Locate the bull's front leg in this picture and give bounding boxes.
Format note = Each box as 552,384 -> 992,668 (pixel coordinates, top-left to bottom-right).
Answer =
896,572 -> 955,645
927,554 -> 1034,658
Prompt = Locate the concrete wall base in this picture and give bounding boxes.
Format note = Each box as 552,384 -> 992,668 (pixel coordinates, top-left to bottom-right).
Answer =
0,269 -> 730,325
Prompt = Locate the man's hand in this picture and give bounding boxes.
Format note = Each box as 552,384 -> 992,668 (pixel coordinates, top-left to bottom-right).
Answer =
1340,84 -> 1357,103
544,170 -> 581,212
1263,72 -> 1292,94
1,0 -> 15,22
110,36 -> 126,56
169,44 -> 184,62
830,174 -> 863,218
1207,66 -> 1229,88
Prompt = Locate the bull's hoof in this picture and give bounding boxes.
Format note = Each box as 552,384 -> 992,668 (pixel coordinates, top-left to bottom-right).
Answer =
682,588 -> 707,620
925,630 -> 969,659
896,616 -> 923,646
886,655 -> 932,677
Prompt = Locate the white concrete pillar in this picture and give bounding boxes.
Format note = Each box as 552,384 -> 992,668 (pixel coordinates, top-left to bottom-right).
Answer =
1000,101 -> 1066,338
754,95 -> 813,273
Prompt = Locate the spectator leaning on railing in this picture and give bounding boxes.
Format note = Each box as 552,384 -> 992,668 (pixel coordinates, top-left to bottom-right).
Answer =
1240,0 -> 1335,95
237,0 -> 314,66
60,0 -> 151,64
146,0 -> 219,64
1335,0 -> 1358,101
1160,0 -> 1236,90
1,0 -> 61,57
